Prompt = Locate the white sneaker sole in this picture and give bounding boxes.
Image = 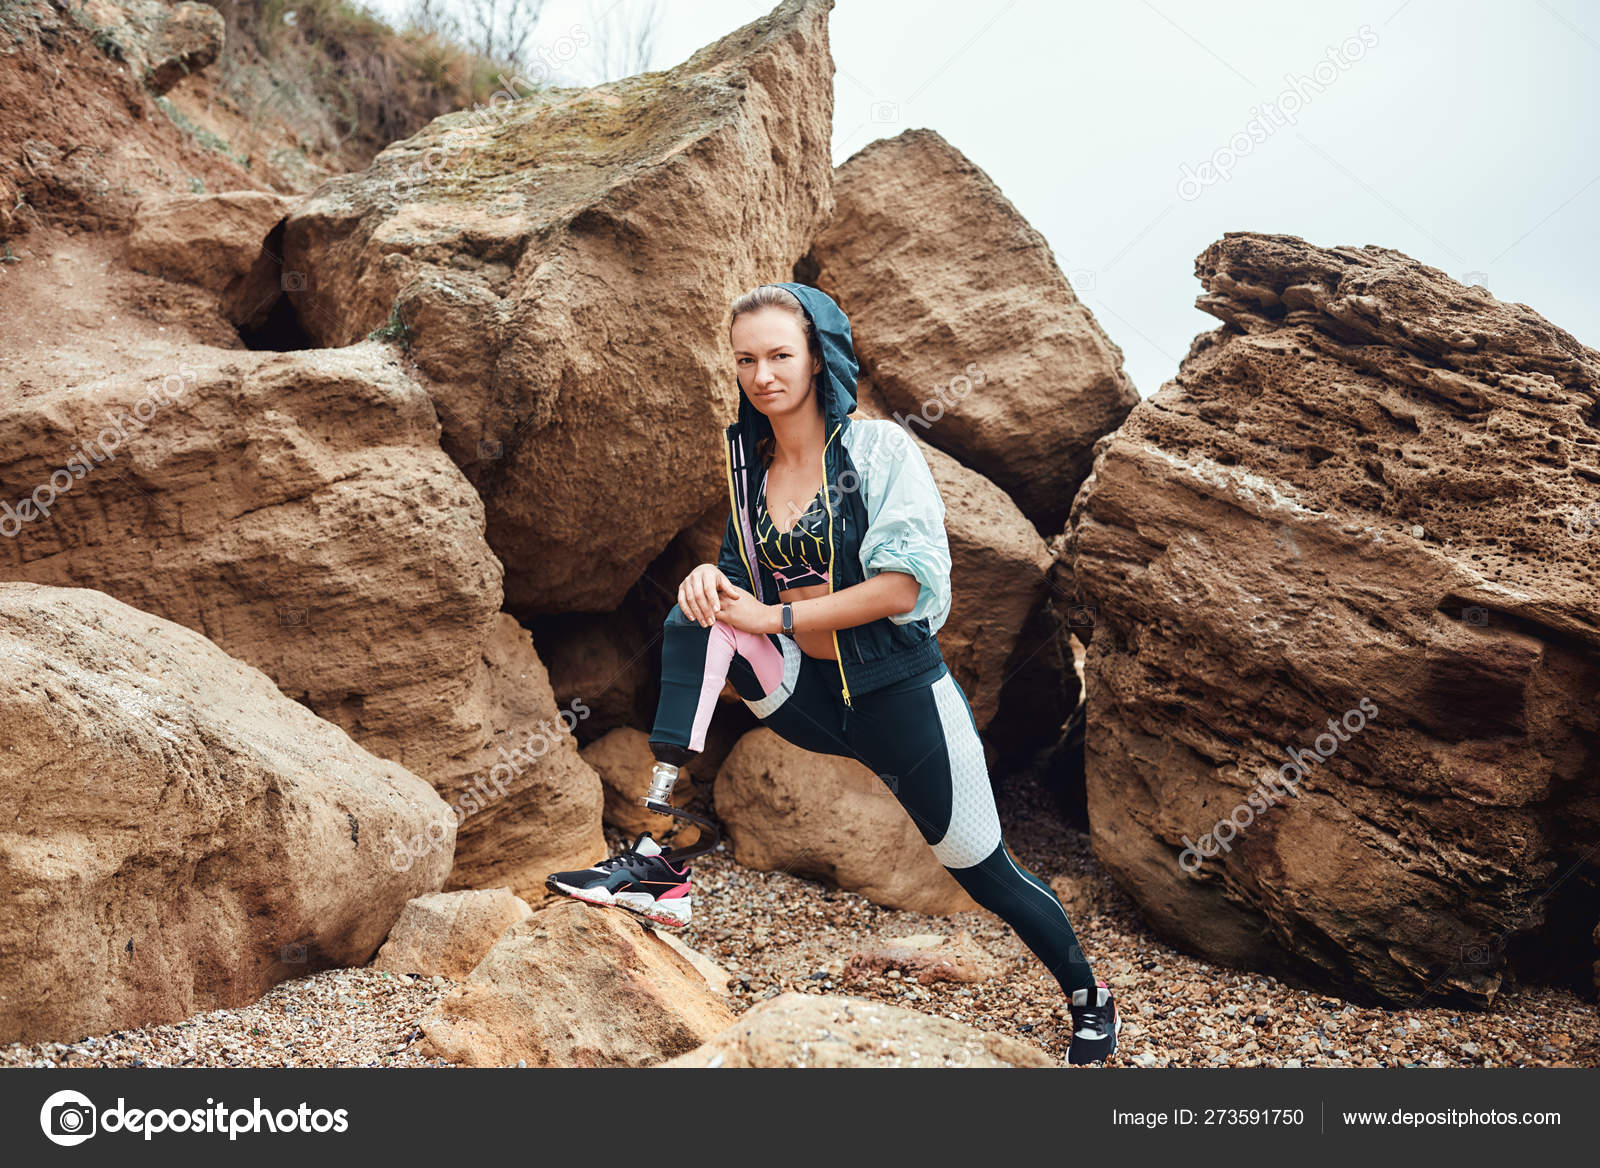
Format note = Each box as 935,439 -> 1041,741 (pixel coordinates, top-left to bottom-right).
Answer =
550,880 -> 692,928
613,890 -> 692,928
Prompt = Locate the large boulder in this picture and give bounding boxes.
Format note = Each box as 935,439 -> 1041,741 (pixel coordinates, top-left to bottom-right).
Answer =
281,0 -> 840,612
659,991 -> 1055,1067
714,729 -> 981,915
124,191 -> 296,329
0,582 -> 453,1045
0,343 -> 602,901
370,889 -> 533,981
416,902 -> 735,1067
75,0 -> 225,94
1066,231 -> 1600,1006
439,615 -> 606,904
808,128 -> 1140,536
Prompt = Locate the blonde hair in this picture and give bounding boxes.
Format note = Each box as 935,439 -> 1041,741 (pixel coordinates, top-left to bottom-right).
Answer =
729,285 -> 823,469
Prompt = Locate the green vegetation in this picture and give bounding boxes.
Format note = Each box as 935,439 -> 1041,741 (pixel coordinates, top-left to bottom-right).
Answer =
66,0 -> 133,63
367,299 -> 415,350
154,96 -> 251,167
0,0 -> 37,45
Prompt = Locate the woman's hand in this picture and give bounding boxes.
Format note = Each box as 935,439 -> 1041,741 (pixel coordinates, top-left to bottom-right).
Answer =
715,582 -> 774,635
676,564 -> 775,634
678,563 -> 738,627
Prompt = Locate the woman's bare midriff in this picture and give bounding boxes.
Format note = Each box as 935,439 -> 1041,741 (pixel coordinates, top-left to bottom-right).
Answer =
777,581 -> 836,660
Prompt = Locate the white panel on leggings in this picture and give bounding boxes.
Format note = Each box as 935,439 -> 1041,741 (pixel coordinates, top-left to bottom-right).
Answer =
928,671 -> 1002,869
742,634 -> 803,719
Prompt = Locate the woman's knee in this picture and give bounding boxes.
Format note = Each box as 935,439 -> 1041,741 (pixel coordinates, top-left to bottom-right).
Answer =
665,602 -> 734,639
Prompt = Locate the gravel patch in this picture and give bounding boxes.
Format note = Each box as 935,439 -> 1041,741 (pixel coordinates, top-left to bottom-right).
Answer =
0,969 -> 456,1069
5,768 -> 1596,1069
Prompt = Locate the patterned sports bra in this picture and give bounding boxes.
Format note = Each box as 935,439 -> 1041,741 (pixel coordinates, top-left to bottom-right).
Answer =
753,466 -> 832,590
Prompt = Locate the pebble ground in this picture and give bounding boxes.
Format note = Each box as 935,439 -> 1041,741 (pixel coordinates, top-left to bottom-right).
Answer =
5,769 -> 1595,1069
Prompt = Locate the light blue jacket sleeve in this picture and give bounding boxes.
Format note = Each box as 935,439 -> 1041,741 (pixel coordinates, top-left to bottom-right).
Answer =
854,421 -> 953,635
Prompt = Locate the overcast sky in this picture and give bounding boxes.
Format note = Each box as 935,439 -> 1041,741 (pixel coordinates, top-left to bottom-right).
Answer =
359,0 -> 1600,398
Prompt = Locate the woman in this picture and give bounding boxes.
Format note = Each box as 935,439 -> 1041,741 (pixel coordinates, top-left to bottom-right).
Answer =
547,283 -> 1119,1064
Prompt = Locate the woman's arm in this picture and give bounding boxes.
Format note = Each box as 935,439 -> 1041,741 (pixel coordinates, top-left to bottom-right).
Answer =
760,571 -> 921,635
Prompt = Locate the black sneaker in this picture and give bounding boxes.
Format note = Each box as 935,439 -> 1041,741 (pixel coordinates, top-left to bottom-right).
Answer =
1067,981 -> 1120,1065
545,832 -> 693,927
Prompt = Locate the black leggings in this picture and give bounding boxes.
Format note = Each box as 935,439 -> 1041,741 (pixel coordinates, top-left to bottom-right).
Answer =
649,603 -> 1097,997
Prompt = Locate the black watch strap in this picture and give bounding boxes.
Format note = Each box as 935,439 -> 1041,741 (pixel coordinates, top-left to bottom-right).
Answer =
781,602 -> 793,635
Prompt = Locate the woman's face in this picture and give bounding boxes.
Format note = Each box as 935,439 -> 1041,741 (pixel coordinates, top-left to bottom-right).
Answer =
732,306 -> 823,423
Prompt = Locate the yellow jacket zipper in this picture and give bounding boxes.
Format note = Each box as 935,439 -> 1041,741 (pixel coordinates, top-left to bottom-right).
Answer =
722,431 -> 758,601
820,421 -> 852,708
727,421 -> 853,709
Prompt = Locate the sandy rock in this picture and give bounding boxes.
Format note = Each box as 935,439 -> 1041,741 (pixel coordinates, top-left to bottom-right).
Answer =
809,128 -> 1139,536
1049,873 -> 1098,922
580,727 -> 693,838
1066,231 -> 1600,1006
282,0 -> 839,612
370,889 -> 534,981
124,191 -> 295,329
0,582 -> 453,1046
714,729 -> 980,915
841,931 -> 1001,985
534,613 -> 653,746
0,344 -> 602,903
434,614 -> 606,905
654,931 -> 735,997
658,991 -> 1054,1067
77,0 -> 224,95
415,902 -> 734,1067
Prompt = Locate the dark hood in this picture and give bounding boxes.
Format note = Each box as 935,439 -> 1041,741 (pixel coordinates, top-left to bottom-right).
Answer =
731,282 -> 859,446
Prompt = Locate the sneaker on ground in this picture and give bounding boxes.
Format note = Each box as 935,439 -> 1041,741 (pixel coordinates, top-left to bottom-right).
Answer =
1067,981 -> 1120,1065
545,831 -> 693,928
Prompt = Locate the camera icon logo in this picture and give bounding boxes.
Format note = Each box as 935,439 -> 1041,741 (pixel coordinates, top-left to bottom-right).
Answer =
1461,942 -> 1492,965
869,99 -> 899,123
1065,268 -> 1097,294
1066,604 -> 1097,628
1462,606 -> 1489,627
40,1089 -> 97,1146
277,607 -> 307,628
478,439 -> 503,460
280,942 -> 308,963
281,270 -> 307,292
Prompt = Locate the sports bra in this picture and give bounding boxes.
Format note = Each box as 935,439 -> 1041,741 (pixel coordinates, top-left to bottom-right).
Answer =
753,466 -> 832,590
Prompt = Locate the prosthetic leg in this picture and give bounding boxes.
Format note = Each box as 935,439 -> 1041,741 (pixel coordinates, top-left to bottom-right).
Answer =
642,751 -> 722,864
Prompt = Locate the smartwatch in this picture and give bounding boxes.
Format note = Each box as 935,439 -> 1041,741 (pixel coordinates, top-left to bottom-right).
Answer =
781,602 -> 794,635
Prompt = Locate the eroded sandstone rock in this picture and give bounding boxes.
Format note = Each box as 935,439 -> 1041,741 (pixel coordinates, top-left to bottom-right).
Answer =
658,991 -> 1054,1067
1066,231 -> 1600,1006
282,0 -> 840,612
370,889 -> 533,981
416,901 -> 733,1066
0,344 -> 602,902
0,582 -> 453,1045
809,127 -> 1139,536
124,191 -> 295,329
714,728 -> 981,915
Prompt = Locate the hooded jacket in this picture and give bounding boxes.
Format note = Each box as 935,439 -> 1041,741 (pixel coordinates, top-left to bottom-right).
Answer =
716,283 -> 953,708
